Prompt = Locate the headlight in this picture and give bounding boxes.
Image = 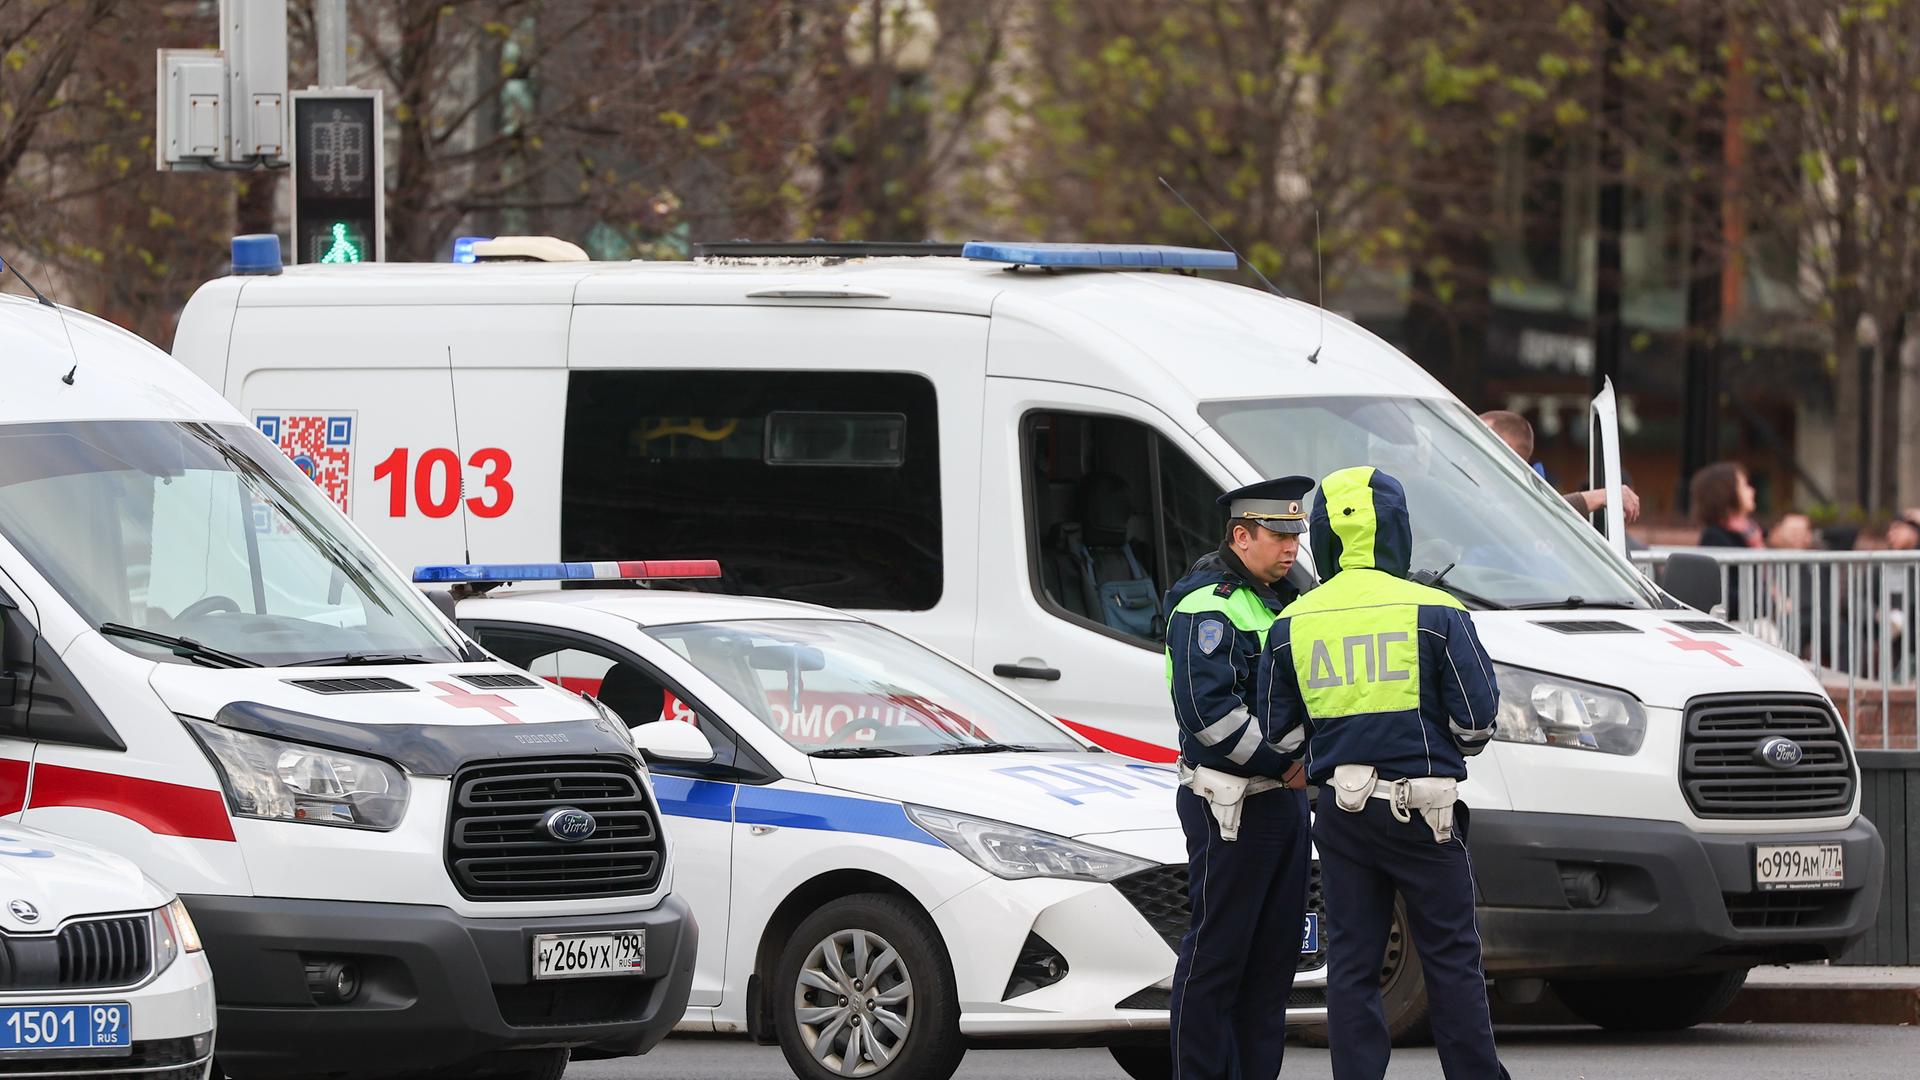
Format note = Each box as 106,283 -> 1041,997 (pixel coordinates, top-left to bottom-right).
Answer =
184,719 -> 409,830
904,805 -> 1154,883
1491,664 -> 1646,755
152,897 -> 203,971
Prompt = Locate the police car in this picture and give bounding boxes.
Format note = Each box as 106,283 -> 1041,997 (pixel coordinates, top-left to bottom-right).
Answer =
422,559 -> 1324,1080
0,824 -> 215,1078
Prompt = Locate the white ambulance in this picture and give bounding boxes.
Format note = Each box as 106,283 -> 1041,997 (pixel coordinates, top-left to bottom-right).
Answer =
0,823 -> 215,1078
174,238 -> 1885,1036
410,558 -> 1306,1080
0,286 -> 695,1080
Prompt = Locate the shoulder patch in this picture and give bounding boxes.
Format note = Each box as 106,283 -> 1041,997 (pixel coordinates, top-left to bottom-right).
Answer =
1197,618 -> 1226,655
1214,581 -> 1237,597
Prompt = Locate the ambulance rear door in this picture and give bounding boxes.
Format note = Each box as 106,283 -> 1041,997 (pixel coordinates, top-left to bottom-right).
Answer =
224,299 -> 571,575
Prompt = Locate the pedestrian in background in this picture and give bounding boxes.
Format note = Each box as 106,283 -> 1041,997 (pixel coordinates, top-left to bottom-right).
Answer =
1479,409 -> 1640,522
1162,477 -> 1316,1080
1690,462 -> 1762,548
1258,467 -> 1508,1080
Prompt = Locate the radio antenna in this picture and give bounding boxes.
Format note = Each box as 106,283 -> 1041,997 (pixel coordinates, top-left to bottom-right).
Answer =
446,345 -> 472,564
1156,176 -> 1287,298
1307,208 -> 1325,365
3,248 -> 83,382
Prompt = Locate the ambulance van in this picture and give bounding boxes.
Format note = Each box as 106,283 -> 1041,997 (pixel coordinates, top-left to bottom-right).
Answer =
0,286 -> 696,1079
174,238 -> 1885,1035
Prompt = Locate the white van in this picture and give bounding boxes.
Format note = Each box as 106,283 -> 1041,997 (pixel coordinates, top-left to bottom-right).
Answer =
0,287 -> 695,1079
174,239 -> 1885,1033
1,823 -> 215,1078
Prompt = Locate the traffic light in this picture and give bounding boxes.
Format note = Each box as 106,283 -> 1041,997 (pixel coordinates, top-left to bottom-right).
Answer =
289,89 -> 383,263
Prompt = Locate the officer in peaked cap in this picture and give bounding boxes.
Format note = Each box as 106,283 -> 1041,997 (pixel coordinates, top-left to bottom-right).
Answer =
1158,475 -> 1316,1080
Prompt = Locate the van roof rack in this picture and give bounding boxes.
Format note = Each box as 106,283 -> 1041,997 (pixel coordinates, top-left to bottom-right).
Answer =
694,240 -> 966,260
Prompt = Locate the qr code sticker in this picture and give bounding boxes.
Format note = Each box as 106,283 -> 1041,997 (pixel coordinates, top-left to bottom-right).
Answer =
254,412 -> 354,519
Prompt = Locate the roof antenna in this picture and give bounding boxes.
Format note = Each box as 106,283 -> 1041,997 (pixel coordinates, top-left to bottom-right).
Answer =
3,248 -> 83,382
1307,208 -> 1325,365
446,345 -> 472,565
1157,176 -> 1287,298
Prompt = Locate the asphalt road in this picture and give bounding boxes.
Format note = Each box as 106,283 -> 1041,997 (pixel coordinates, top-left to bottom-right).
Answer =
573,1025 -> 1911,1079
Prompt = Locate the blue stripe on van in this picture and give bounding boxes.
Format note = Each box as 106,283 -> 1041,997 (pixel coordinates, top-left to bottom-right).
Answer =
647,775 -> 939,846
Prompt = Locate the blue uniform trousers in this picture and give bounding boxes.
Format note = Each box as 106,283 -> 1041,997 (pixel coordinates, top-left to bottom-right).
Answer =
1313,799 -> 1510,1080
1170,783 -> 1310,1080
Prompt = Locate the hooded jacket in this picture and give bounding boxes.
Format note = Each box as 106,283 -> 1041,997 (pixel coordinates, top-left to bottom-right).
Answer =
1256,466 -> 1500,783
1162,547 -> 1309,778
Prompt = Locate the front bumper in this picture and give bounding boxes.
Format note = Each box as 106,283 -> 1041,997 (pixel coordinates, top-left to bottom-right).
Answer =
1470,809 -> 1884,978
0,951 -> 216,1080
185,893 -> 695,1079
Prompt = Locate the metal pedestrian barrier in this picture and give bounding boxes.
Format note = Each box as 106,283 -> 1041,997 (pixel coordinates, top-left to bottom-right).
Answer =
1633,548 -> 1920,750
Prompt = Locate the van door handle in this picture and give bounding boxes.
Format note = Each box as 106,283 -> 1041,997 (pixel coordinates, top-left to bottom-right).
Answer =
992,663 -> 1061,682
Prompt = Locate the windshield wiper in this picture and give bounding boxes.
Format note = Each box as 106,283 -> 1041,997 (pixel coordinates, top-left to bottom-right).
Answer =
1509,597 -> 1640,611
288,652 -> 435,667
97,623 -> 259,669
808,746 -> 907,758
1411,563 -> 1510,611
928,742 -> 1049,755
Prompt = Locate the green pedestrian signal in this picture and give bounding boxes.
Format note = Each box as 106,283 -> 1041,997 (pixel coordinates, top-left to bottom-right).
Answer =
319,222 -> 362,264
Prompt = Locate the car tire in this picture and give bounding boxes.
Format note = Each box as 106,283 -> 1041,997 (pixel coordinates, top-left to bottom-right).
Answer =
1553,969 -> 1749,1032
773,893 -> 965,1080
1109,1042 -> 1172,1080
1293,898 -> 1431,1047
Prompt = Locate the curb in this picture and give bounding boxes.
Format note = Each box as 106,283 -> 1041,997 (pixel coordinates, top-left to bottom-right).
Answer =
1720,984 -> 1920,1026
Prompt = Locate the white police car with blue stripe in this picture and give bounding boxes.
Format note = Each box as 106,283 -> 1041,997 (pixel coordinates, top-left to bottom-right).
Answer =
426,560 -> 1325,1080
0,824 -> 215,1078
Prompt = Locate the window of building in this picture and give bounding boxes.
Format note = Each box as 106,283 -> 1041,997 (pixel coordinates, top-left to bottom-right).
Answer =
562,371 -> 941,610
1022,412 -> 1225,648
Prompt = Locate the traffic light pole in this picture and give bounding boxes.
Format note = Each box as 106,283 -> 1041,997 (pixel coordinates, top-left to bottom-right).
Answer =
317,0 -> 347,89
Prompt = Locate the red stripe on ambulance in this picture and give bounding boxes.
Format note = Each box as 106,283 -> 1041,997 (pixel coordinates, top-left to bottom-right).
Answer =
27,763 -> 235,841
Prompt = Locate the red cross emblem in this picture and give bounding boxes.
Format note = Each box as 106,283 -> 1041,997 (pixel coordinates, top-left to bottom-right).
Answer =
430,680 -> 522,723
1659,628 -> 1741,667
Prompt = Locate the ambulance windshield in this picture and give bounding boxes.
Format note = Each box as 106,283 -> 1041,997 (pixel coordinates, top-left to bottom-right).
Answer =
0,420 -> 467,666
645,618 -> 1086,755
1200,396 -> 1658,609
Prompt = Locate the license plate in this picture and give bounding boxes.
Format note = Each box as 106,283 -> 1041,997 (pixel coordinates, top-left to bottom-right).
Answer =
1755,844 -> 1845,892
0,1003 -> 130,1054
1301,913 -> 1320,954
532,930 -> 646,979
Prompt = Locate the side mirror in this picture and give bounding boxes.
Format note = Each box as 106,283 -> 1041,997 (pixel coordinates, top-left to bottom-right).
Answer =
631,720 -> 715,764
1662,552 -> 1723,614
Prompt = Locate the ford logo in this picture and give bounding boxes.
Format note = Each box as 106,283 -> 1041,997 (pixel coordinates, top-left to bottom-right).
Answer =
1758,736 -> 1805,770
541,807 -> 597,843
7,899 -> 39,923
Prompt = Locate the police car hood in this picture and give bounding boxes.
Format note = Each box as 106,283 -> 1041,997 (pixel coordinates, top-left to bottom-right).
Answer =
0,824 -> 167,932
1471,609 -> 1827,708
808,752 -> 1182,850
149,662 -> 603,726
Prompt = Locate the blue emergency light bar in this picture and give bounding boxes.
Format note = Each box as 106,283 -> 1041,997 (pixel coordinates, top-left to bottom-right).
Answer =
960,241 -> 1237,270
413,560 -> 722,585
452,236 -> 486,264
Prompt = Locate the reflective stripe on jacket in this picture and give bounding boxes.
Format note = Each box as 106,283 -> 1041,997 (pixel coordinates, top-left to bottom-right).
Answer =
1164,551 -> 1302,778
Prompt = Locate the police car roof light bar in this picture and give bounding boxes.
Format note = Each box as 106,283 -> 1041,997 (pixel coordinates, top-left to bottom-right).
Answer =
959,241 -> 1237,270
413,560 -> 723,585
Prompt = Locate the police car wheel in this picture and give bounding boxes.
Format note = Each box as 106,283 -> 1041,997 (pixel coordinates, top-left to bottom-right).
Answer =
1551,969 -> 1749,1032
774,893 -> 964,1080
1293,898 -> 1431,1047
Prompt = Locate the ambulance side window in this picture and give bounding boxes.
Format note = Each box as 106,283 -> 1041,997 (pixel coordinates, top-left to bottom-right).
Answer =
466,624 -> 759,781
561,370 -> 941,610
1021,412 -> 1225,647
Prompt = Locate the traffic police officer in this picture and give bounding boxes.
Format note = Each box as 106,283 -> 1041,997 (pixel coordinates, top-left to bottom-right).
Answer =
1163,476 -> 1315,1080
1257,466 -> 1507,1080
